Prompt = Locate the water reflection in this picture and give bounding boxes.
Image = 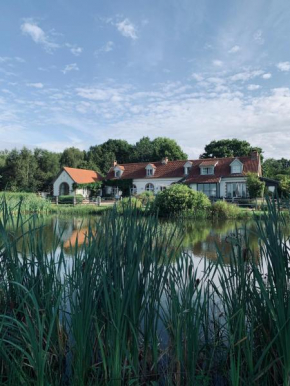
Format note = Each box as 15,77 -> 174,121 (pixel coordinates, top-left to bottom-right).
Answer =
12,215 -> 259,262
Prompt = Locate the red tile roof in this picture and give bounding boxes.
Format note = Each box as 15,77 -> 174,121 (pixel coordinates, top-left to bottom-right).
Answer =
64,167 -> 102,184
105,156 -> 260,183
199,160 -> 219,167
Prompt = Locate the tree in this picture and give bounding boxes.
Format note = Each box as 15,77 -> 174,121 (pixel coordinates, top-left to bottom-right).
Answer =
131,137 -> 154,162
60,147 -> 87,169
87,139 -> 134,174
1,148 -> 39,192
151,137 -> 187,161
262,158 -> 290,179
200,139 -> 263,159
154,184 -> 210,216
276,175 -> 290,197
246,173 -> 265,198
34,149 -> 61,192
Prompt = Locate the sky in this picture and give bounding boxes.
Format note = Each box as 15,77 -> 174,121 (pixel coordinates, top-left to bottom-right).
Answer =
1,0 -> 290,159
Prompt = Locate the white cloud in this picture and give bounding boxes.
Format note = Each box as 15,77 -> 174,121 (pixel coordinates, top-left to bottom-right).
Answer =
65,44 -> 83,56
191,73 -> 204,82
70,46 -> 83,56
103,41 -> 114,52
228,45 -> 240,54
213,60 -> 223,67
277,62 -> 290,72
230,70 -> 263,82
116,19 -> 138,40
253,30 -> 264,45
62,63 -> 79,74
262,73 -> 272,79
27,82 -> 44,88
248,84 -> 261,91
21,22 -> 59,52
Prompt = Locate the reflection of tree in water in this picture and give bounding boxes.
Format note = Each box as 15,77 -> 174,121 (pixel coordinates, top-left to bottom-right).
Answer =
182,220 -> 259,262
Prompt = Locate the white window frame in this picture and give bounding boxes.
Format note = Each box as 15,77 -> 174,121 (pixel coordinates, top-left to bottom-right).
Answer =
231,165 -> 242,174
145,183 -> 154,192
201,167 -> 214,175
146,168 -> 153,176
115,170 -> 121,178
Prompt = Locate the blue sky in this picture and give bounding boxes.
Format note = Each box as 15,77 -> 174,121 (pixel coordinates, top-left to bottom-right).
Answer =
1,0 -> 290,158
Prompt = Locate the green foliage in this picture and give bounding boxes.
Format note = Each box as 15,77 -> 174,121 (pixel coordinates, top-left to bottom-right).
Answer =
246,172 -> 265,198
211,200 -> 243,218
201,138 -> 263,159
154,184 -> 211,216
58,194 -> 83,204
0,192 -> 51,213
276,175 -> 290,197
73,181 -> 103,196
1,198 -> 290,384
103,178 -> 133,196
262,158 -> 290,179
60,147 -> 86,168
136,191 -> 155,205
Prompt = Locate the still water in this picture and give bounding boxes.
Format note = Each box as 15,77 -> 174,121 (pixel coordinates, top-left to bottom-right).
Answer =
25,215 -> 259,263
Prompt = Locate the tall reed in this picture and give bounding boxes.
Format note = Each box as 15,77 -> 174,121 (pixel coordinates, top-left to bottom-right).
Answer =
0,197 -> 289,385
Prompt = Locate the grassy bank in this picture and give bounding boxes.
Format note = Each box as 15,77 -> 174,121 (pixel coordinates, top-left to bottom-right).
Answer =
0,198 -> 290,384
0,192 -> 112,215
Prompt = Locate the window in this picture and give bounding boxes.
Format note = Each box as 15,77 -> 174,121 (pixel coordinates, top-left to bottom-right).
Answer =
146,168 -> 153,176
227,183 -> 247,198
145,183 -> 154,192
184,167 -> 190,175
115,170 -> 121,178
160,186 -> 167,191
131,184 -> 137,195
201,167 -> 214,175
197,183 -> 217,197
231,165 -> 242,174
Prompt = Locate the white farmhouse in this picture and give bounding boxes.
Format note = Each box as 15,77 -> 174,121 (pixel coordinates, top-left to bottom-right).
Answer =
105,152 -> 262,198
53,167 -> 102,197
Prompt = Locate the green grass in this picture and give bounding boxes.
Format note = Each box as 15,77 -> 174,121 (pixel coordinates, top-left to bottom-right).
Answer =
1,197 -> 290,384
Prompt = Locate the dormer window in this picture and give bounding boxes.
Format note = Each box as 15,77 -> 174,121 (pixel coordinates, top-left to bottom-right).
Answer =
183,161 -> 193,175
199,160 -> 218,175
145,163 -> 156,177
114,165 -> 124,178
201,167 -> 214,175
230,159 -> 243,174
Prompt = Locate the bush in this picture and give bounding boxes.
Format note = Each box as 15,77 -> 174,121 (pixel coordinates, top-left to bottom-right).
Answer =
211,200 -> 242,218
117,197 -> 143,214
0,192 -> 50,213
246,172 -> 265,198
154,184 -> 210,217
136,191 -> 155,206
58,195 -> 83,204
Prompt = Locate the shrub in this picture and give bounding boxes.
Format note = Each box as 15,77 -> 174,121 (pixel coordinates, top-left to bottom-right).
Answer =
58,195 -> 83,204
154,184 -> 210,217
211,200 -> 242,218
246,172 -> 265,198
136,191 -> 155,206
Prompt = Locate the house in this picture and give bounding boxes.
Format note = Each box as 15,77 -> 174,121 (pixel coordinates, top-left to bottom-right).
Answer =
53,167 -> 102,197
105,152 -> 262,198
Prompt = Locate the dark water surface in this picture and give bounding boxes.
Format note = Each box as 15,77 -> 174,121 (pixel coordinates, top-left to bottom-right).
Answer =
19,215 -> 259,263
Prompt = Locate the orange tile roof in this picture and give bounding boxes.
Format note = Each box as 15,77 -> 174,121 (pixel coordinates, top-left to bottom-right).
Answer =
64,167 -> 102,184
199,160 -> 218,167
105,156 -> 260,183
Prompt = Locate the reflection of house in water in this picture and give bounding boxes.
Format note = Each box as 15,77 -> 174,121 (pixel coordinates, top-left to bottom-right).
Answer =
52,217 -> 91,248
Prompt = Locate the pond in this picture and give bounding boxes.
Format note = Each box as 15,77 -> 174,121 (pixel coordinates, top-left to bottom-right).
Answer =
21,214 -> 259,263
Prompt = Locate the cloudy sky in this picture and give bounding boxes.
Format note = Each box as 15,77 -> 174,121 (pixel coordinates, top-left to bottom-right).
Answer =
1,0 -> 290,158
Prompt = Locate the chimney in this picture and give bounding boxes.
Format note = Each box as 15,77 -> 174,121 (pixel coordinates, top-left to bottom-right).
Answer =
251,151 -> 259,160
161,157 -> 169,165
113,160 -> 117,167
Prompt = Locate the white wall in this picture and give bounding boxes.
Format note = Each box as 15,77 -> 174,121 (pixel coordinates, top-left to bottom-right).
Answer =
220,177 -> 247,197
133,178 -> 181,194
53,170 -> 74,196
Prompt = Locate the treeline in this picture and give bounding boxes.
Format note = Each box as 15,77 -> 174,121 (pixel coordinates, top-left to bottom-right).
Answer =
0,137 -> 289,194
0,137 -> 187,193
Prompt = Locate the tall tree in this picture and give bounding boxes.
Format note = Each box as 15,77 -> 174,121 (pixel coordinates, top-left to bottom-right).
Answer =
151,137 -> 187,161
60,147 -> 87,169
262,158 -> 290,179
132,137 -> 154,162
200,139 -> 263,159
34,149 -> 61,192
1,148 -> 38,191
